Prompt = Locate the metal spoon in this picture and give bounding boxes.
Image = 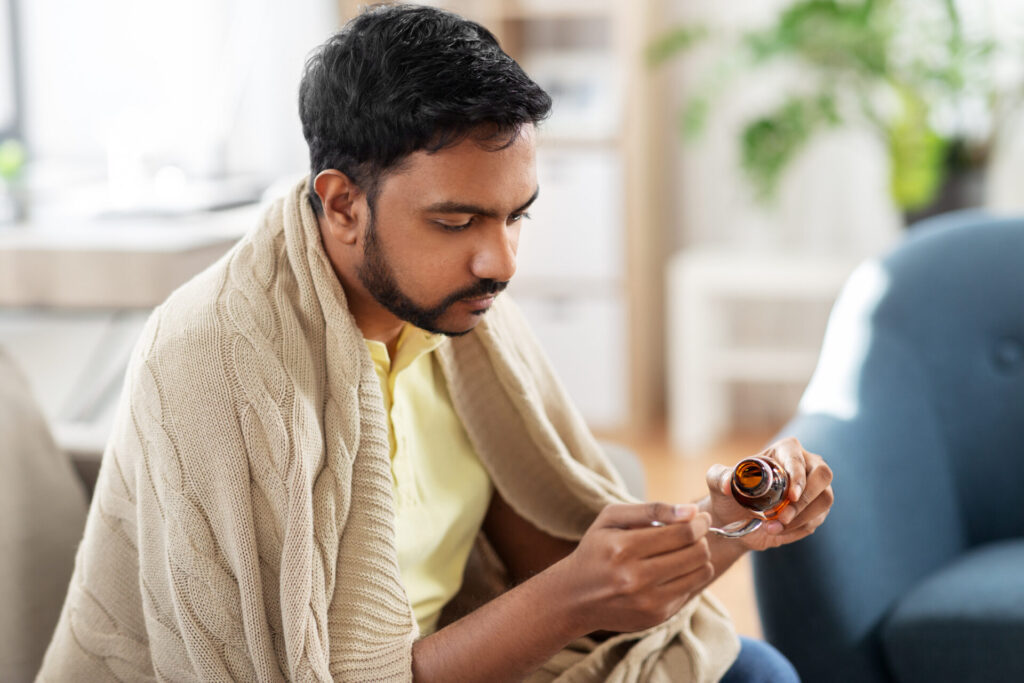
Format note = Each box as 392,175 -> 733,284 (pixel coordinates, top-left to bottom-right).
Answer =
650,518 -> 763,538
708,518 -> 763,538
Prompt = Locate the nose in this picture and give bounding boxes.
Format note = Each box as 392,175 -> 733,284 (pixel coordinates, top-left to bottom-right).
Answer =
471,224 -> 518,283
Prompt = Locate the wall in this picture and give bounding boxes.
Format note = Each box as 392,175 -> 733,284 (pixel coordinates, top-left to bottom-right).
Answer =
17,0 -> 338,183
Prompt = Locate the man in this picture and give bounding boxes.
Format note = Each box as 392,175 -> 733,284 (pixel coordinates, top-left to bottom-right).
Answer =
40,5 -> 832,681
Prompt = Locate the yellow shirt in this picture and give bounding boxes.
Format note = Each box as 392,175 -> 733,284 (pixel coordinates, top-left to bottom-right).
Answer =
365,325 -> 493,636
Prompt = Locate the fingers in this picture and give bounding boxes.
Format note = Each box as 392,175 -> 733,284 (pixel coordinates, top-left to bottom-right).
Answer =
605,547 -> 715,630
706,464 -> 731,495
705,464 -> 732,497
774,453 -> 833,526
767,437 -> 807,501
779,478 -> 834,531
647,536 -> 713,586
769,507 -> 831,545
629,511 -> 711,558
657,556 -> 716,597
597,502 -> 697,530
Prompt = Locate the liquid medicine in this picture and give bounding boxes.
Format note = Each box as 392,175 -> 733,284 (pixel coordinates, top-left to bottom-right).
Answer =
731,457 -> 790,519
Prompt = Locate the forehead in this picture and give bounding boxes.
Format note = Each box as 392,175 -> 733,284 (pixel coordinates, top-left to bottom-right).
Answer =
378,126 -> 538,209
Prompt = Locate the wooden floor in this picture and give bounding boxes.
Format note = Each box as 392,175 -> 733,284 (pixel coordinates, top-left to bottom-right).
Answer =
594,426 -> 779,638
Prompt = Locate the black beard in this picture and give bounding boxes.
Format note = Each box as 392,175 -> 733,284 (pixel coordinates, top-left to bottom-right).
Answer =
356,212 -> 507,336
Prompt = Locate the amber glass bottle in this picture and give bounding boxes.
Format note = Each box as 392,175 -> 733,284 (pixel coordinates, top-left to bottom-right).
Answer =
731,457 -> 790,519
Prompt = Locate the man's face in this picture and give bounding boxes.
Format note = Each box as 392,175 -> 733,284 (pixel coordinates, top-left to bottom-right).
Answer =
355,126 -> 538,336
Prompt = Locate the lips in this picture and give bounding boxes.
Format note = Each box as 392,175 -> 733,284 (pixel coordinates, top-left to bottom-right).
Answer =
462,294 -> 496,310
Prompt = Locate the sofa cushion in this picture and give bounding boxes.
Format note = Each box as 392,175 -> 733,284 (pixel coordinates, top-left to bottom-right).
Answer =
881,539 -> 1024,683
0,348 -> 89,681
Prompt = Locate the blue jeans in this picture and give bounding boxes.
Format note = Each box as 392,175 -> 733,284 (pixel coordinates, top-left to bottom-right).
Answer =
720,637 -> 800,683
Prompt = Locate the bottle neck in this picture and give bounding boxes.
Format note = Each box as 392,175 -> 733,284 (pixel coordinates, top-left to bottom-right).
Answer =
734,457 -> 775,497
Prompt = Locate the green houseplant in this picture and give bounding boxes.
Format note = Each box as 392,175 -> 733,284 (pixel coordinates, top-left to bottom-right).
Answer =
0,137 -> 26,224
650,0 -> 1010,220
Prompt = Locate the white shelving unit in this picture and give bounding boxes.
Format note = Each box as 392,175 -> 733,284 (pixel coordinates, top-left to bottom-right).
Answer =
667,247 -> 860,454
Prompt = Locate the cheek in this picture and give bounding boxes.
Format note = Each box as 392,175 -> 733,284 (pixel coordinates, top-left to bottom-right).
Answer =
387,229 -> 480,291
399,246 -> 468,292
421,236 -> 477,272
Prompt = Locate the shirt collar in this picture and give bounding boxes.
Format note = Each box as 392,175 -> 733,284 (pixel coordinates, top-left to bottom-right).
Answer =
365,324 -> 446,377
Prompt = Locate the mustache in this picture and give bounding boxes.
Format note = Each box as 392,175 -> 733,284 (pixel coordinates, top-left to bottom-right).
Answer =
438,278 -> 508,309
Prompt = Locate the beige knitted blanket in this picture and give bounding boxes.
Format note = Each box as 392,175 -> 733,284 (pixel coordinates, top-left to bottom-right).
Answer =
38,179 -> 738,682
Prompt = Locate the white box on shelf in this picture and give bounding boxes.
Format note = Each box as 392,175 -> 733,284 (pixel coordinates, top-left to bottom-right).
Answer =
667,247 -> 859,455
515,147 -> 623,282
513,292 -> 628,430
521,50 -> 622,141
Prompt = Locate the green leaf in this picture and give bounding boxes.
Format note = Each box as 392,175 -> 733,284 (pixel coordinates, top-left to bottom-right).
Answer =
647,25 -> 709,66
887,88 -> 947,210
744,0 -> 892,75
0,139 -> 26,182
740,95 -> 841,202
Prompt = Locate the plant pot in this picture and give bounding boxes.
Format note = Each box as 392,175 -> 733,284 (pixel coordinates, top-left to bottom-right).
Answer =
903,166 -> 987,228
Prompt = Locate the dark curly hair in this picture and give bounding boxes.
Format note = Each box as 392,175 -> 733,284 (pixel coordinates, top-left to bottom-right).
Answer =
298,3 -> 552,214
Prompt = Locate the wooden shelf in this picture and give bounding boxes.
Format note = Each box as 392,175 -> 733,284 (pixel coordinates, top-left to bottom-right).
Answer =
0,205 -> 257,308
709,349 -> 822,383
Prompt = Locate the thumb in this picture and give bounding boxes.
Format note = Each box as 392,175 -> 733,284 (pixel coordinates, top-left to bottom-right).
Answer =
705,464 -> 732,497
597,502 -> 697,529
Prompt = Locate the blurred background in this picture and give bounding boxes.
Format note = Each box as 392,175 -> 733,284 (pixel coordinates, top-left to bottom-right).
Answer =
3,0 -> 1024,641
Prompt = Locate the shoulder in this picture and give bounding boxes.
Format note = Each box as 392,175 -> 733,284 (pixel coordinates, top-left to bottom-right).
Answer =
123,209 -> 312,407
149,211 -> 293,358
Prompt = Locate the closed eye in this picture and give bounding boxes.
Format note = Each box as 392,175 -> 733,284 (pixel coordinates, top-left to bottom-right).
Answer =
436,217 -> 476,232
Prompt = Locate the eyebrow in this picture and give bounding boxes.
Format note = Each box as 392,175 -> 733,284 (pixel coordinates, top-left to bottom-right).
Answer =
424,187 -> 540,219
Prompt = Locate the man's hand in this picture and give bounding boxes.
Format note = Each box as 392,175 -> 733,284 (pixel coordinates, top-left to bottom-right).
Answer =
412,501 -> 715,682
703,437 -> 834,553
547,502 -> 715,635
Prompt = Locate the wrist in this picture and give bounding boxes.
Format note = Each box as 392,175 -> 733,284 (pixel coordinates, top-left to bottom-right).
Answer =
532,556 -> 593,641
707,528 -> 749,578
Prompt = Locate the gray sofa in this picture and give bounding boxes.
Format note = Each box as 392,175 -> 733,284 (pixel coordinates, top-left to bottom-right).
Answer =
0,349 -> 88,682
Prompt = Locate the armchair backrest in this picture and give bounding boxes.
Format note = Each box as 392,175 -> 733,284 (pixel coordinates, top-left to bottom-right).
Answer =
754,212 -> 1024,682
848,214 -> 1024,545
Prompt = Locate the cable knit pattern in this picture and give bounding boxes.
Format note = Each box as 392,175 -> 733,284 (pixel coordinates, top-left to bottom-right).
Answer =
38,179 -> 738,682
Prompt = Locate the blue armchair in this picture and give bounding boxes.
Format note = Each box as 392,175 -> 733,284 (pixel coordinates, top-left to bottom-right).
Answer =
753,212 -> 1024,682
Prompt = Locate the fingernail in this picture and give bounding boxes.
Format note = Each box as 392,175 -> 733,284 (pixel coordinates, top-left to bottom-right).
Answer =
674,504 -> 694,520
766,521 -> 784,534
792,486 -> 802,501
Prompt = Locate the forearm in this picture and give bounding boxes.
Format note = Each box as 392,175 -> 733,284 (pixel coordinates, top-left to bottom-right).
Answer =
412,564 -> 582,683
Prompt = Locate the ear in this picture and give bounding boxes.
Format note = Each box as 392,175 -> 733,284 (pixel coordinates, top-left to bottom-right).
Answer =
314,170 -> 367,245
